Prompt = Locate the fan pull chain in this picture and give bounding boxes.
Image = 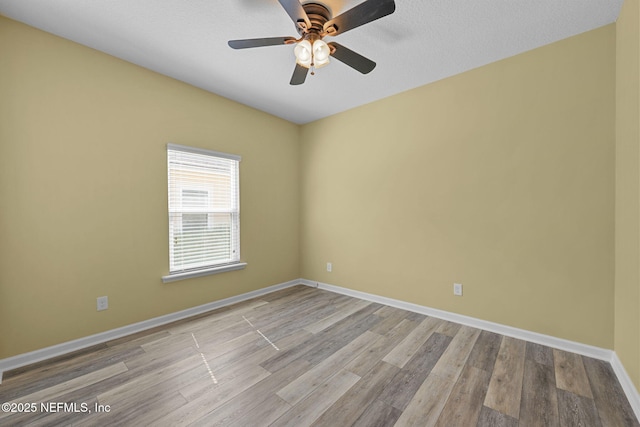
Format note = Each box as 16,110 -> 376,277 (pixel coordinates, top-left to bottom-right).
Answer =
310,50 -> 315,75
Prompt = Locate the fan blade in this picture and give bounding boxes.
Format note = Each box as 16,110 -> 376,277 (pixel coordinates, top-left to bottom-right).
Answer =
328,42 -> 376,74
290,63 -> 308,85
324,0 -> 395,36
278,0 -> 311,31
228,37 -> 296,49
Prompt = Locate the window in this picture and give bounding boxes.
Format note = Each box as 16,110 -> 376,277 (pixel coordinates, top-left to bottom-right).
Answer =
163,144 -> 245,282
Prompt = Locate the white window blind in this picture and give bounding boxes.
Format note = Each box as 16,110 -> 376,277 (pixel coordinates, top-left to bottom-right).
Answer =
167,144 -> 240,274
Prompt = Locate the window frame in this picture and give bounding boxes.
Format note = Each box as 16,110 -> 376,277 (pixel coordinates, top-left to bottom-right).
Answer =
162,143 -> 246,283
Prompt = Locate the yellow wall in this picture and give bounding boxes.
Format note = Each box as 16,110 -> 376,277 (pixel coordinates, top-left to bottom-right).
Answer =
615,0 -> 640,390
300,25 -> 616,348
0,12 -> 625,365
0,17 -> 301,358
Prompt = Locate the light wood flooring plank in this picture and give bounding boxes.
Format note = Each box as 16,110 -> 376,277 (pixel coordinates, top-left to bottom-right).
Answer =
223,393 -> 291,427
303,299 -> 372,334
382,316 -> 442,368
259,303 -> 381,373
200,329 -> 311,378
306,311 -> 383,367
393,373 -> 451,427
196,330 -> 260,358
312,361 -> 399,426
176,329 -> 310,403
519,358 -> 559,427
483,336 -> 526,419
430,325 -> 481,382
177,320 -> 255,353
256,297 -> 351,342
277,330 -> 378,405
139,330 -> 200,355
271,369 -> 361,427
151,365 -> 272,426
192,330 -> 312,395
246,289 -> 349,333
369,306 -> 411,335
434,365 -> 491,427
344,318 -> 420,378
435,320 -> 462,337
123,341 -> 196,372
374,305 -> 400,317
553,348 -> 594,399
394,326 -> 481,427
378,332 -> 451,411
191,358 -> 310,426
97,354 -> 201,405
178,354 -> 273,402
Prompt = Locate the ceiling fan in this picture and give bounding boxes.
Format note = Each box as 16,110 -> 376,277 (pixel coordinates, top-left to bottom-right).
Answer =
228,0 -> 396,85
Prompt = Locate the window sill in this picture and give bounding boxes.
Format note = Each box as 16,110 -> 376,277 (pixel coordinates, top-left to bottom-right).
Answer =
162,262 -> 247,283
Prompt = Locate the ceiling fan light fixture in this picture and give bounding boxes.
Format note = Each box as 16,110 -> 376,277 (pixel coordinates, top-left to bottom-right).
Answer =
229,0 -> 396,84
294,38 -> 330,69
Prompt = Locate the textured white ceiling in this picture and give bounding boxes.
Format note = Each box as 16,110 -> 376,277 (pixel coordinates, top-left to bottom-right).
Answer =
0,0 -> 623,124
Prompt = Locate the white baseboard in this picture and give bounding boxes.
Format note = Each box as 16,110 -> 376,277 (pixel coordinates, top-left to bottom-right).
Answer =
0,279 -> 301,380
300,278 -> 640,420
610,352 -> 640,422
300,279 -> 612,359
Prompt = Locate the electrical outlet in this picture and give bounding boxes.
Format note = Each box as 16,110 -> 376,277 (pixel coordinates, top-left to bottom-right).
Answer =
453,283 -> 463,296
326,262 -> 332,272
97,296 -> 109,311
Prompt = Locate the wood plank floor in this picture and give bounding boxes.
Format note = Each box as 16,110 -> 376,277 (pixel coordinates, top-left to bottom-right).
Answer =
0,285 -> 637,426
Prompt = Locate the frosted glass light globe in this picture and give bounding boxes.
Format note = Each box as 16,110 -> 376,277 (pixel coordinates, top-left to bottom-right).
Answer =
313,39 -> 330,66
294,40 -> 312,67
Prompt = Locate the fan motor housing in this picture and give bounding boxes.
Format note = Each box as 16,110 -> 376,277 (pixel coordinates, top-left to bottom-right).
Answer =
299,2 -> 331,35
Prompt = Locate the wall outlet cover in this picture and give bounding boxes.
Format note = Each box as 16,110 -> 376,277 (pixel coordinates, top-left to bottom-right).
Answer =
453,283 -> 463,296
97,296 -> 109,311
